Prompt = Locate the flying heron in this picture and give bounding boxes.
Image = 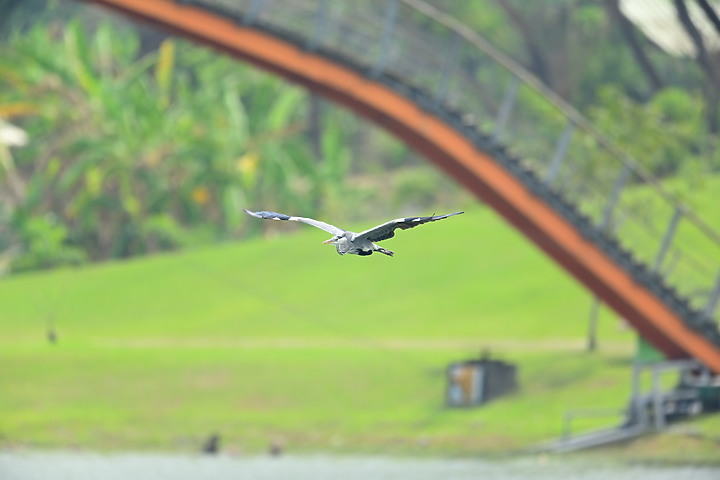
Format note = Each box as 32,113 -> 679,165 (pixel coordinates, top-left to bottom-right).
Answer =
243,209 -> 463,257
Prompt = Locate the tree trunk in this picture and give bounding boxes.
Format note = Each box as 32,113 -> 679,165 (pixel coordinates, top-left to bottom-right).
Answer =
604,0 -> 664,93
674,0 -> 720,133
493,0 -> 574,100
695,0 -> 720,36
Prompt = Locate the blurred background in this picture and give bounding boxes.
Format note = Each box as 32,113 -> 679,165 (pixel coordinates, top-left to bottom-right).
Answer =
1,0 -> 720,473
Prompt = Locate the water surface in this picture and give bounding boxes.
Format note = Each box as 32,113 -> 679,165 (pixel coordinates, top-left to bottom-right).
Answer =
1,451 -> 718,480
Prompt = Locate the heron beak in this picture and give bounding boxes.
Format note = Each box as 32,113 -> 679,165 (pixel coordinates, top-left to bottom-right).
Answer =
322,239 -> 334,244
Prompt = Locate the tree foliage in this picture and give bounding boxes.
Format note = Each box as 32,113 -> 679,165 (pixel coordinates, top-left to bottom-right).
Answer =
0,20 -> 348,271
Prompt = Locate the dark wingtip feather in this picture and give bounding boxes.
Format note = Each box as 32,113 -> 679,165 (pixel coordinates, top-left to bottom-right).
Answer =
434,211 -> 463,219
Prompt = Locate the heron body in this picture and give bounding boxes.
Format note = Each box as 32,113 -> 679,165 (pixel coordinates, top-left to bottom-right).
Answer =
243,209 -> 463,257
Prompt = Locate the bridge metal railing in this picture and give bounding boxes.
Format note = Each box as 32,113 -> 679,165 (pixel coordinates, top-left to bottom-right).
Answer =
179,0 -> 720,342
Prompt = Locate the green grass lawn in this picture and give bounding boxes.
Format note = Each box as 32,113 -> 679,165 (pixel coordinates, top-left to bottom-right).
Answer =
0,207 -> 628,342
1,205 -> 718,461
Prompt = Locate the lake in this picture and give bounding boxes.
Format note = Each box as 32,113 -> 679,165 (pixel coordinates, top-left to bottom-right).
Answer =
1,451 -> 718,480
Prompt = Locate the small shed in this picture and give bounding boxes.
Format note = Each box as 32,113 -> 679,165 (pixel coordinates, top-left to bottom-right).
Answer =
446,356 -> 517,407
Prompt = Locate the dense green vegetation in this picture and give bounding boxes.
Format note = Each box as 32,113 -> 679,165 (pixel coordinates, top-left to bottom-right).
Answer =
1,207 -> 719,461
0,20 -> 338,268
0,16 -> 467,273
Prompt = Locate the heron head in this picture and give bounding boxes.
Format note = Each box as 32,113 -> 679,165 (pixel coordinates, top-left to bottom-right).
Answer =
322,235 -> 341,245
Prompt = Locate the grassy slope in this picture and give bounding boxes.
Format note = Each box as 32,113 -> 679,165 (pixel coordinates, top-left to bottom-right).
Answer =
0,208 -> 625,341
0,206 -> 718,460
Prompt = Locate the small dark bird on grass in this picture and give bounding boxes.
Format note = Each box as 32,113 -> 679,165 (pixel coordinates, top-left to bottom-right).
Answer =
47,327 -> 57,344
243,209 -> 463,257
269,438 -> 284,456
202,433 -> 221,454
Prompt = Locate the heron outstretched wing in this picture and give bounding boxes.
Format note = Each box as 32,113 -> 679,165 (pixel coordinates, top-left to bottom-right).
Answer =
353,212 -> 464,243
243,209 -> 345,236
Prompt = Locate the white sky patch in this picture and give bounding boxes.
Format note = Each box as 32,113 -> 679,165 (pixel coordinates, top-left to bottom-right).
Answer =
621,0 -> 720,57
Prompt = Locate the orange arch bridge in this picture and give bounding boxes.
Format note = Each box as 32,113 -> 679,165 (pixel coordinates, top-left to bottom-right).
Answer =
83,0 -> 720,372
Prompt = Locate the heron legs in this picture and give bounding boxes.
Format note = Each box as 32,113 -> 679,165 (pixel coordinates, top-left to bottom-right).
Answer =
376,247 -> 395,257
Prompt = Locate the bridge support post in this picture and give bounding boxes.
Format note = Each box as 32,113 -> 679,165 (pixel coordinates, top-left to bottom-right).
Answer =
704,272 -> 720,319
654,207 -> 683,272
629,363 -> 647,427
544,121 -> 574,185
493,75 -> 520,139
629,359 -> 703,432
587,297 -> 600,352
600,164 -> 631,231
651,365 -> 665,430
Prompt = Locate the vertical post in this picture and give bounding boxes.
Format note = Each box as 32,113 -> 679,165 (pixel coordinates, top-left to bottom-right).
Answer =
629,362 -> 649,428
651,365 -> 665,430
600,164 -> 631,231
493,76 -> 520,139
630,363 -> 641,400
662,249 -> 681,278
306,0 -> 329,51
544,121 -> 574,185
368,0 -> 399,78
653,208 -> 683,272
704,271 -> 720,318
587,297 -> 600,351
